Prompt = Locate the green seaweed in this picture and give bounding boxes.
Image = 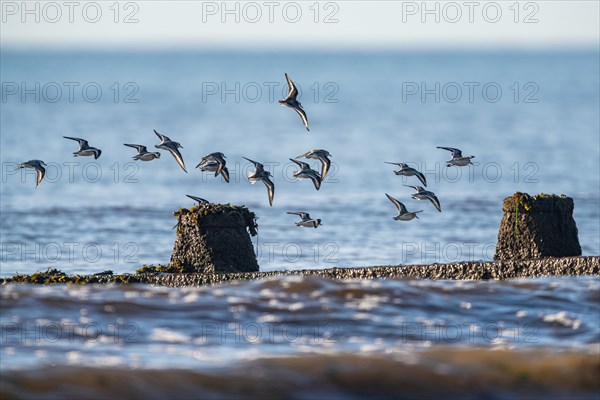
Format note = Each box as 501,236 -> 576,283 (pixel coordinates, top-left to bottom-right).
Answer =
512,192 -> 567,214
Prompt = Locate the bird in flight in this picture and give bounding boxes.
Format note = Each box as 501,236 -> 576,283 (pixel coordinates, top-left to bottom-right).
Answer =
437,147 -> 475,167
154,130 -> 187,173
63,136 -> 102,159
278,73 -> 310,131
405,185 -> 441,212
124,144 -> 161,161
385,193 -> 422,221
244,157 -> 275,207
385,162 -> 427,187
296,149 -> 332,180
196,152 -> 229,182
289,158 -> 322,190
287,211 -> 322,228
18,160 -> 47,188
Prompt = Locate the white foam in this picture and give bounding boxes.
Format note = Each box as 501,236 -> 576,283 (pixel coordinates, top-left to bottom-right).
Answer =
543,311 -> 582,329
149,328 -> 191,343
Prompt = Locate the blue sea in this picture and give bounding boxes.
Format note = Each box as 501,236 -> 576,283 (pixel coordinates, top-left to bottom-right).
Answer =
1,50 -> 599,276
1,50 -> 599,398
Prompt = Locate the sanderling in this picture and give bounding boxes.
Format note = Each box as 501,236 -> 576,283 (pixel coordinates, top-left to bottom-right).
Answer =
278,73 -> 310,131
63,136 -> 102,159
437,146 -> 475,167
385,162 -> 427,186
197,152 -> 226,167
244,157 -> 275,206
404,185 -> 441,212
296,149 -> 332,180
287,211 -> 322,228
186,194 -> 209,205
289,158 -> 322,190
196,152 -> 228,182
154,130 -> 187,173
18,160 -> 47,188
198,161 -> 230,183
385,193 -> 422,221
124,144 -> 161,161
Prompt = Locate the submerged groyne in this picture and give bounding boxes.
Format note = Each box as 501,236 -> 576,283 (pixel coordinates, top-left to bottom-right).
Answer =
3,256 -> 598,286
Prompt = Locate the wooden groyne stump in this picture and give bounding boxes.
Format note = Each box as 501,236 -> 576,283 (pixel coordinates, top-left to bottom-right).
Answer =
494,193 -> 582,260
169,204 -> 259,273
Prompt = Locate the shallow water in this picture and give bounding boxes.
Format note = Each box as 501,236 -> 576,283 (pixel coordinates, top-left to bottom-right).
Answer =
1,51 -> 599,276
1,276 -> 599,398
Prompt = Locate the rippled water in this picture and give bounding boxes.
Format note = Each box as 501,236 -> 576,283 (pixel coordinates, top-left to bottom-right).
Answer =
1,51 -> 599,276
1,276 -> 599,398
2,51 -> 599,397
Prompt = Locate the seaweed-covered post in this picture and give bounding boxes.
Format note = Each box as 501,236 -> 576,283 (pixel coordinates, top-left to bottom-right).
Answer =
494,193 -> 582,260
170,204 -> 259,273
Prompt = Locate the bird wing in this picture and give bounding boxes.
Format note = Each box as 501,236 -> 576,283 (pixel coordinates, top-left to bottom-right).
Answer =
220,167 -> 230,183
437,146 -> 462,158
385,193 -> 407,213
262,176 -> 275,206
124,144 -> 147,153
154,129 -> 170,142
289,158 -> 306,169
186,194 -> 208,204
414,170 -> 427,187
214,160 -> 224,177
243,157 -> 264,173
167,146 -> 187,173
296,150 -> 311,159
308,172 -> 322,190
292,105 -> 310,131
63,136 -> 88,148
287,211 -> 311,220
319,155 -> 331,180
35,165 -> 45,188
427,194 -> 442,212
284,73 -> 298,100
403,184 -> 420,192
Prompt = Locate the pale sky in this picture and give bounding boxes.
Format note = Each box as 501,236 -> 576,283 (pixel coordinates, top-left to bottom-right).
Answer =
1,1 -> 599,50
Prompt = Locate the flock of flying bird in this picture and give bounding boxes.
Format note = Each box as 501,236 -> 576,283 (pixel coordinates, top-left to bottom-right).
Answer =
383,145 -> 475,220
17,73 -> 475,228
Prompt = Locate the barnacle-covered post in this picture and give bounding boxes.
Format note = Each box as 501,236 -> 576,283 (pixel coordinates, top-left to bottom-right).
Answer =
494,193 -> 581,260
170,204 -> 259,273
